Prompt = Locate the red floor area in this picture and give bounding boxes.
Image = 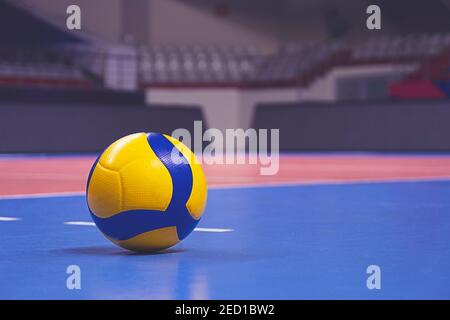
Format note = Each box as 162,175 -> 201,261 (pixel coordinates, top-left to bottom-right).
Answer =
1,155 -> 450,196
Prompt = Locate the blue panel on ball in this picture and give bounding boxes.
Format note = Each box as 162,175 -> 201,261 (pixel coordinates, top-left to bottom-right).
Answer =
147,133 -> 198,240
90,207 -> 174,240
86,154 -> 101,194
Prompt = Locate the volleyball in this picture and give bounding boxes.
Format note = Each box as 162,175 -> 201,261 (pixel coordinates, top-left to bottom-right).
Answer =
86,132 -> 207,252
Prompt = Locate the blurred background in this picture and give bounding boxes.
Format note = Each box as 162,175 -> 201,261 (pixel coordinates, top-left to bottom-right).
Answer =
0,0 -> 450,152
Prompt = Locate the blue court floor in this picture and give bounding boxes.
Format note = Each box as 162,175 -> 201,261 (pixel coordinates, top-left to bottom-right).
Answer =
1,180 -> 450,299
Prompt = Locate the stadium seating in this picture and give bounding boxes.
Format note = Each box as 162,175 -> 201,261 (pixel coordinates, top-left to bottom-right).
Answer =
351,33 -> 450,62
1,32 -> 450,94
137,42 -> 343,87
247,42 -> 343,85
138,45 -> 262,85
0,47 -> 90,88
136,34 -> 450,88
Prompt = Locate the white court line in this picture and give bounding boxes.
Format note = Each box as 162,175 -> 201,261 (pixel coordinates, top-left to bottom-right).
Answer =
64,221 -> 95,226
0,216 -> 21,221
2,175 -> 450,200
194,227 -> 234,233
0,191 -> 84,200
0,172 -> 84,180
209,175 -> 450,190
64,221 -> 233,233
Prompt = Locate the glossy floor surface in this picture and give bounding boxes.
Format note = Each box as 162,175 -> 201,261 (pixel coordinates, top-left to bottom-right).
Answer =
1,154 -> 450,299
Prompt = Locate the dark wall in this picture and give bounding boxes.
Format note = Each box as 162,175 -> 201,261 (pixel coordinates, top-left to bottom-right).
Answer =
0,103 -> 206,153
252,100 -> 450,151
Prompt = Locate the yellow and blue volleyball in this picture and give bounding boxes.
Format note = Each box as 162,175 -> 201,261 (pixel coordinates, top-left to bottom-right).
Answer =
86,132 -> 207,252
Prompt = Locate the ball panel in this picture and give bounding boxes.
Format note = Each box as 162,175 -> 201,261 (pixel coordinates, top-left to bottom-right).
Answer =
87,163 -> 122,218
185,165 -> 207,219
90,207 -> 178,240
164,134 -> 208,219
120,156 -> 173,213
99,133 -> 150,171
108,226 -> 180,252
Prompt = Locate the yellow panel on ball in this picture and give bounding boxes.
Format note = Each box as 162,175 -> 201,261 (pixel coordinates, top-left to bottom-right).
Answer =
99,133 -> 150,170
87,163 -> 122,218
119,154 -> 173,213
108,226 -> 180,252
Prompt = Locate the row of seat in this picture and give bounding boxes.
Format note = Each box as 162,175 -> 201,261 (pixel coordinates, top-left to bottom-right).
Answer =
352,33 -> 450,60
136,34 -> 450,84
137,42 -> 344,84
0,32 -> 449,87
0,62 -> 83,79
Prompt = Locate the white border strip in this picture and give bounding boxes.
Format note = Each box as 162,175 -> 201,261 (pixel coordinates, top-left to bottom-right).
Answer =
0,216 -> 20,221
194,227 -> 234,233
64,221 -> 95,226
1,175 -> 450,200
0,191 -> 85,200
209,175 -> 450,190
64,221 -> 233,233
